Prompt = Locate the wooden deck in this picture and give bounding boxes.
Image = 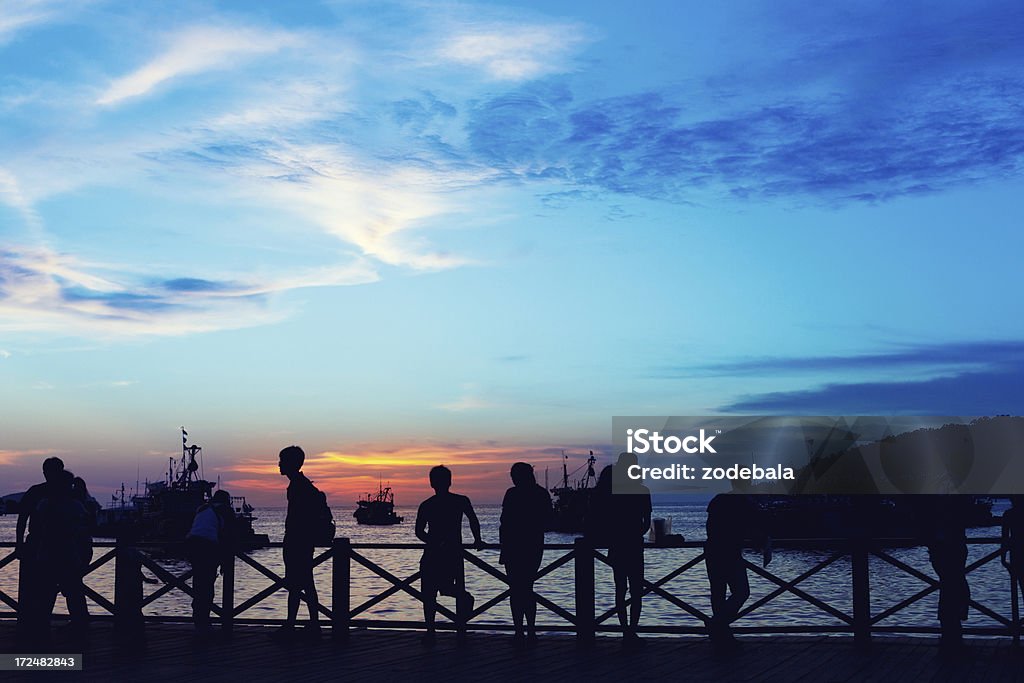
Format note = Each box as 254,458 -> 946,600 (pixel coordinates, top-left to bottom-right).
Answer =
2,622 -> 1022,682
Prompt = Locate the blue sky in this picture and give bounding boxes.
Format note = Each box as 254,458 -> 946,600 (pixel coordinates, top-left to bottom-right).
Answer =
1,0 -> 1023,502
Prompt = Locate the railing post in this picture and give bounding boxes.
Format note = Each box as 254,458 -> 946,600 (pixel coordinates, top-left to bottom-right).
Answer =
574,537 -> 595,644
852,538 -> 871,650
221,550 -> 235,639
114,534 -> 145,643
332,537 -> 350,641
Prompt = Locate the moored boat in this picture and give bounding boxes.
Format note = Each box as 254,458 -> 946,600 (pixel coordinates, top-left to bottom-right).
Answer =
354,482 -> 403,525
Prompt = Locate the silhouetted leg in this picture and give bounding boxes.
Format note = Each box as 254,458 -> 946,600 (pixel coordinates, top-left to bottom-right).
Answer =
420,576 -> 438,646
62,573 -> 89,635
304,572 -> 320,625
612,563 -> 629,633
629,567 -> 643,630
706,552 -> 728,641
524,578 -> 538,637
507,561 -> 525,636
932,545 -> 968,650
281,542 -> 308,631
722,560 -> 750,622
456,588 -> 474,638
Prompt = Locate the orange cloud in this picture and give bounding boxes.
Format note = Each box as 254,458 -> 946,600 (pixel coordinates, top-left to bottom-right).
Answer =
218,441 -> 605,505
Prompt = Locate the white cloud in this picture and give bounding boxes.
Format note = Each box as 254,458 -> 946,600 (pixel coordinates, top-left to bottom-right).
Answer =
97,24 -> 302,106
0,0 -> 84,44
0,166 -> 43,232
437,384 -> 492,411
0,349 -> 11,358
438,21 -> 589,80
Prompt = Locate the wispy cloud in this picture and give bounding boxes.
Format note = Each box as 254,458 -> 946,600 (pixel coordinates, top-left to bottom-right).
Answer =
0,246 -> 378,337
0,448 -> 60,467
0,166 -> 43,232
715,339 -> 1024,413
459,1 -> 1024,205
96,24 -> 302,106
680,341 -> 1024,378
0,349 -> 11,358
437,21 -> 590,80
0,0 -> 83,44
437,384 -> 493,411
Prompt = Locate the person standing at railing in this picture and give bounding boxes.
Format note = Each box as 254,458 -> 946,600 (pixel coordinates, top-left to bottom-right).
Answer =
186,489 -> 237,635
1002,495 -> 1024,598
588,454 -> 652,647
14,456 -> 65,642
916,494 -> 971,655
704,487 -> 771,653
499,462 -> 553,646
416,465 -> 484,647
35,470 -> 92,642
275,445 -> 323,639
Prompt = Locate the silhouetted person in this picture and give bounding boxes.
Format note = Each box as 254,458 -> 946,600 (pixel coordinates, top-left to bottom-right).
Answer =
14,456 -> 65,641
918,495 -> 970,653
416,465 -> 483,646
72,476 -> 101,525
276,445 -> 322,638
186,490 -> 237,635
705,488 -> 771,652
35,470 -> 91,641
590,454 -> 652,646
1002,495 -> 1024,598
499,462 -> 552,645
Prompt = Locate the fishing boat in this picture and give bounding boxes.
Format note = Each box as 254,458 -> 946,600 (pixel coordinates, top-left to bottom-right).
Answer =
549,451 -> 598,533
94,429 -> 269,549
354,482 -> 403,525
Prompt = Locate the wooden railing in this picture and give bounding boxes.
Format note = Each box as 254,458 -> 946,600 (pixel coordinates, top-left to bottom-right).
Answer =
0,537 -> 1020,645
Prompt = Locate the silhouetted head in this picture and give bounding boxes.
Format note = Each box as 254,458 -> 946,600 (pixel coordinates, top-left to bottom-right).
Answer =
72,476 -> 89,500
429,465 -> 452,493
53,469 -> 74,497
510,462 -> 535,487
42,456 -> 65,483
278,445 -> 305,476
596,465 -> 613,493
614,452 -> 639,489
212,490 -> 231,507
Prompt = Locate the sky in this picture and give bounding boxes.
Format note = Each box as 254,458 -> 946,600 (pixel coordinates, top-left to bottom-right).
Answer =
1,0 -> 1023,504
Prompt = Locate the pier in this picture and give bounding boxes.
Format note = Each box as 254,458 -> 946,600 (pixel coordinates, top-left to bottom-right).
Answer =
3,622 -> 1023,682
2,538 -> 1023,680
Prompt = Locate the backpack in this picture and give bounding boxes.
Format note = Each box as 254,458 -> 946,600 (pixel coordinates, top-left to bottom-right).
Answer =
312,485 -> 336,546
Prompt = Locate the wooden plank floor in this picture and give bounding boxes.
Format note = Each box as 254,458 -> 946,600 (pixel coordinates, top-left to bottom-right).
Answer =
2,622 -> 1022,682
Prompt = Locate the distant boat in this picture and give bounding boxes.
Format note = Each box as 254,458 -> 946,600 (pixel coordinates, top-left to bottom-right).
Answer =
94,428 -> 269,549
549,451 -> 598,533
354,482 -> 403,525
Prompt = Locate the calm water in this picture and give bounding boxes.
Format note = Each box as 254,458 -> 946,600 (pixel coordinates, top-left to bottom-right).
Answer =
1,501 -> 1018,633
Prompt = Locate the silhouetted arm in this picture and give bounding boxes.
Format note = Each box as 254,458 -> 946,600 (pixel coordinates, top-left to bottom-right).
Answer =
542,489 -> 554,532
498,489 -> 511,547
640,492 -> 652,537
15,509 -> 28,549
415,502 -> 429,544
15,486 -> 37,550
465,499 -> 483,546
